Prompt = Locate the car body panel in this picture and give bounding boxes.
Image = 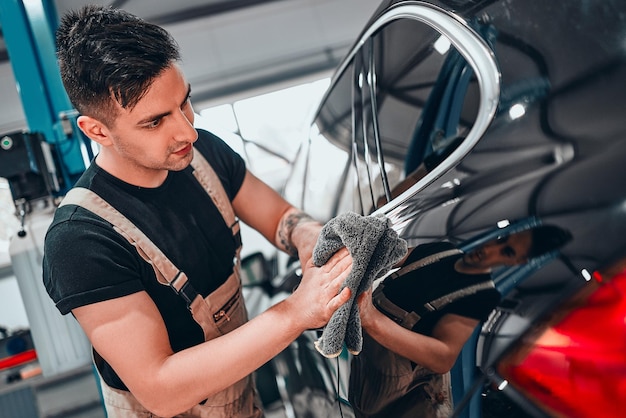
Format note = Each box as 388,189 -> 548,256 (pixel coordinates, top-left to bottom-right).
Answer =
282,0 -> 626,416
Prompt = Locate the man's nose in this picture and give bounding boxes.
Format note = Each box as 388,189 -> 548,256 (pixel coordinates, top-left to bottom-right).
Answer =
173,109 -> 197,143
482,245 -> 501,260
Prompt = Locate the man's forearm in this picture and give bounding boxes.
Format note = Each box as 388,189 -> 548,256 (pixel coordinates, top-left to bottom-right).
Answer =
275,207 -> 322,260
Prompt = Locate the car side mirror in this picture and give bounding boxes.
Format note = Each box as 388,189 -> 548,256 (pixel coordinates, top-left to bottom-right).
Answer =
240,251 -> 271,287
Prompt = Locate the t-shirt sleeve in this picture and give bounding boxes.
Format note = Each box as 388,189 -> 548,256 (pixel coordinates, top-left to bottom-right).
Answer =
43,207 -> 147,315
448,289 -> 501,321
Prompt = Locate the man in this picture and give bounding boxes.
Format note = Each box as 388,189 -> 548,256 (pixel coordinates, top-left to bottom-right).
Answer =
42,5 -> 351,417
349,225 -> 572,417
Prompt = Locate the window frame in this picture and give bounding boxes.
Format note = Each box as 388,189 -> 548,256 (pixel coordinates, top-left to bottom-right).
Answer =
315,3 -> 500,218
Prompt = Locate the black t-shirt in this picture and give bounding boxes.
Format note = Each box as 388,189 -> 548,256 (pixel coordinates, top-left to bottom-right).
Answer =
379,242 -> 501,335
42,129 -> 246,389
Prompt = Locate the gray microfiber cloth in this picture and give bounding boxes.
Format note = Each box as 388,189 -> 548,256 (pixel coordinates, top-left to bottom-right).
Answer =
312,212 -> 408,358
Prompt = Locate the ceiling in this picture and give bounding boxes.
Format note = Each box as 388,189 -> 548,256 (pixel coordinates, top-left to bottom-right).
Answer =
1,0 -> 383,107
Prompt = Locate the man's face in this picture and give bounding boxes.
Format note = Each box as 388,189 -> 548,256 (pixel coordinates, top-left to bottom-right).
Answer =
100,64 -> 198,186
463,230 -> 533,270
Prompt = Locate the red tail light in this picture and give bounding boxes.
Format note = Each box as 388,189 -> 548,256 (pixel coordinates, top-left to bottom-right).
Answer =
497,265 -> 626,418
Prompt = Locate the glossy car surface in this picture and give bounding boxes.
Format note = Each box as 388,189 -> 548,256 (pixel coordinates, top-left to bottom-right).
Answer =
282,0 -> 626,416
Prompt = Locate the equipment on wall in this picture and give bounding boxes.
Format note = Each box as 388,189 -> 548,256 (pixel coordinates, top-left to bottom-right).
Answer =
0,130 -> 63,237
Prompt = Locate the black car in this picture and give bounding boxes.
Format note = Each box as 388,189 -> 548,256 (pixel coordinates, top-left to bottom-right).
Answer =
278,0 -> 626,417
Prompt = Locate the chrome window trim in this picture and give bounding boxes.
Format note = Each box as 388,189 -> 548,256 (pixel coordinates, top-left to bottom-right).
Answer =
320,3 -> 500,228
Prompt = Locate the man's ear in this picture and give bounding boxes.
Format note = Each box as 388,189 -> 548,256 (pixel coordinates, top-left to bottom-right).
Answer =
77,115 -> 113,147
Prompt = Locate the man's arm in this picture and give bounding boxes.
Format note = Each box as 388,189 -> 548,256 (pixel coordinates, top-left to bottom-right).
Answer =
73,246 -> 351,416
357,290 -> 478,374
232,170 -> 323,266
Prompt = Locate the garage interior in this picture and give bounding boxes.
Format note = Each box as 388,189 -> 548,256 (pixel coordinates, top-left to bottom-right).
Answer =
0,1 -> 381,417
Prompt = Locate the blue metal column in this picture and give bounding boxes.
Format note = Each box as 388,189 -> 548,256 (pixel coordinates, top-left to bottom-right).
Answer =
0,0 -> 88,194
1,10 -> 104,416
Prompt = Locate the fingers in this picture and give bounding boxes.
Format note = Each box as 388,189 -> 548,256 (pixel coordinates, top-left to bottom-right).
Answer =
326,287 -> 352,319
319,247 -> 352,274
321,259 -> 352,317
328,286 -> 352,311
357,289 -> 377,329
289,247 -> 353,329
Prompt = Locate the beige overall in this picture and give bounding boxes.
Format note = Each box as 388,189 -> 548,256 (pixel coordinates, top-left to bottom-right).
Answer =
59,150 -> 263,417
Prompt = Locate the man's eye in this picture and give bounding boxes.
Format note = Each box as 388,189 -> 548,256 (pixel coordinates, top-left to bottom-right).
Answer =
502,247 -> 516,258
146,119 -> 161,129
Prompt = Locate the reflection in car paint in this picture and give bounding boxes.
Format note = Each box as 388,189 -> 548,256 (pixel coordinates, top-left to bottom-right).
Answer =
281,0 -> 626,416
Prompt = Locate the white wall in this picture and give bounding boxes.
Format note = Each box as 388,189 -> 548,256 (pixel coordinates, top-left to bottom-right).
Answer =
0,61 -> 27,134
1,177 -> 29,332
0,271 -> 30,331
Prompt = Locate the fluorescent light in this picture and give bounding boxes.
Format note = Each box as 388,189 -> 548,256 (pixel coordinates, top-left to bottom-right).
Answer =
509,103 -> 526,120
497,220 -> 511,228
434,35 -> 452,55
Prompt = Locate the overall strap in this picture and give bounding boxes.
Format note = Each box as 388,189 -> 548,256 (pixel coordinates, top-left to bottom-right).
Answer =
423,280 -> 495,311
373,276 -> 495,330
57,147 -> 242,309
387,249 -> 462,280
59,187 -> 198,304
191,150 -> 241,257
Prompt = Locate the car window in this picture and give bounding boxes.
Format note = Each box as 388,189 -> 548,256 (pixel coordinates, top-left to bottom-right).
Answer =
289,4 -> 500,221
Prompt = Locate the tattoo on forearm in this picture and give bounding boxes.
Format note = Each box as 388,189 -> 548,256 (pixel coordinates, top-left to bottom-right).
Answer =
278,210 -> 315,257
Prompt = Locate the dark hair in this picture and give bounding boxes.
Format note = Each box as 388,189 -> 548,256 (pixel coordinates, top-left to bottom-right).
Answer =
528,225 -> 573,258
56,5 -> 180,125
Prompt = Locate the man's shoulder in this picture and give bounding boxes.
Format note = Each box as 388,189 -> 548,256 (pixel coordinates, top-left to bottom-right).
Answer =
194,128 -> 228,154
45,202 -> 120,250
193,128 -> 246,196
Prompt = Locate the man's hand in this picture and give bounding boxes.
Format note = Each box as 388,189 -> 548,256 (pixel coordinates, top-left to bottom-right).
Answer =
356,288 -> 380,331
284,247 -> 352,330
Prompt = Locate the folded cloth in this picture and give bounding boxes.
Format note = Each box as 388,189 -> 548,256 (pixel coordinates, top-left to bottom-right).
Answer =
312,212 -> 407,358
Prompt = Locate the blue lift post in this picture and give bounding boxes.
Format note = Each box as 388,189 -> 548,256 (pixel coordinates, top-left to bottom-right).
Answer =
0,0 -> 88,194
1,3 -> 105,415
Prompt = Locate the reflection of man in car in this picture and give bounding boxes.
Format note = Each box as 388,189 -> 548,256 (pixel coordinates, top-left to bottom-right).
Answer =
348,225 -> 572,418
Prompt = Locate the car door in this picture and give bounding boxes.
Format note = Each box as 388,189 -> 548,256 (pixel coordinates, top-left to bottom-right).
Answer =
283,2 -> 502,414
283,1 -> 626,417
284,2 -> 500,241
